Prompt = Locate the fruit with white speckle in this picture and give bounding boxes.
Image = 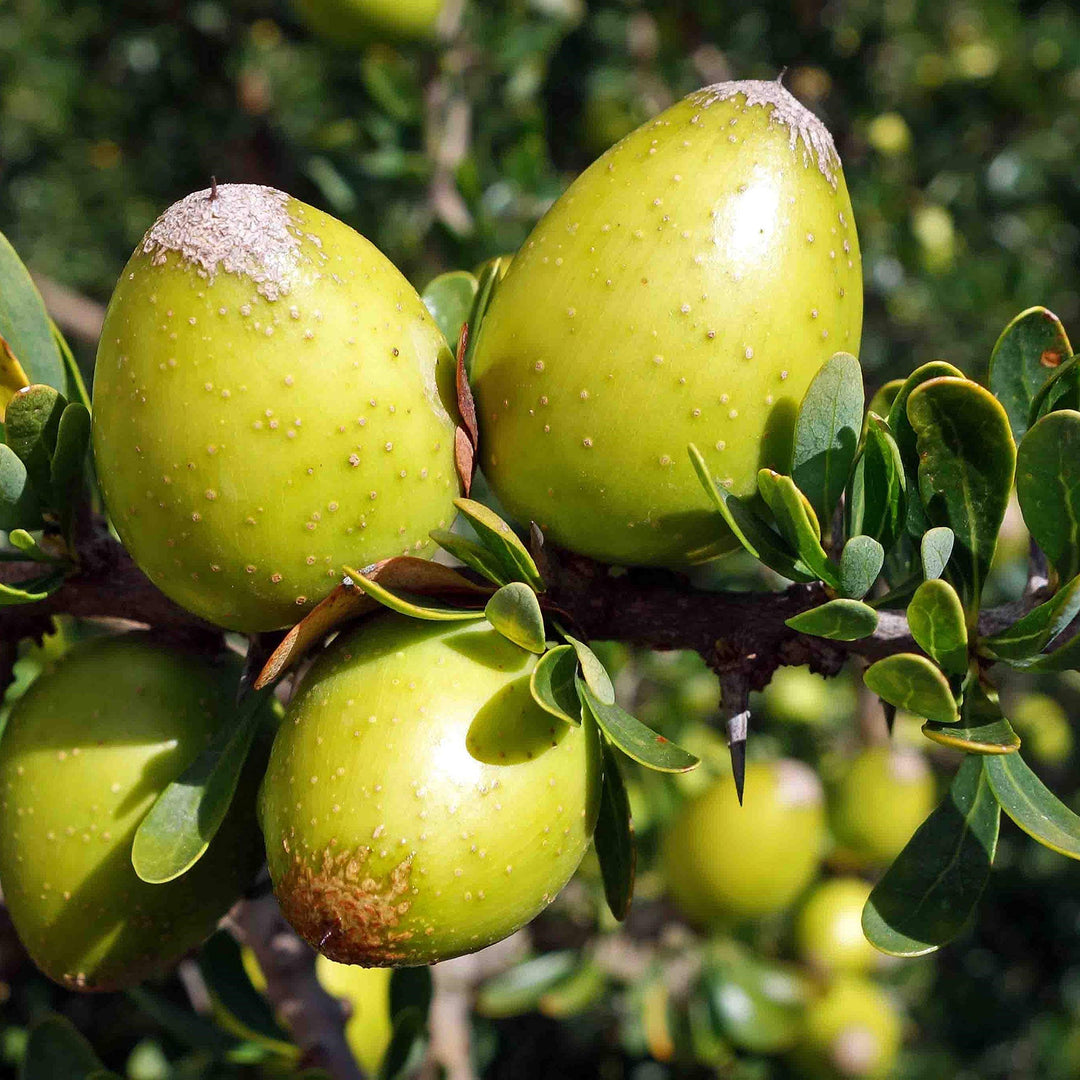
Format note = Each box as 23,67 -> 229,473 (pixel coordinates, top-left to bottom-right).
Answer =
471,79 -> 862,567
0,634 -> 266,991
93,184 -> 460,632
259,614 -> 602,966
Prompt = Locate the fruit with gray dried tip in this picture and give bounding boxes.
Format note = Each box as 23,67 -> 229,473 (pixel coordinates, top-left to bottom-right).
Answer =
93,183 -> 460,632
259,614 -> 602,966
0,634 -> 266,991
472,79 -> 862,567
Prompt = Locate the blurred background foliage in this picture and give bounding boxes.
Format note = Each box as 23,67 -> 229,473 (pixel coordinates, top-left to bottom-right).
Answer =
4,0 -> 1080,1078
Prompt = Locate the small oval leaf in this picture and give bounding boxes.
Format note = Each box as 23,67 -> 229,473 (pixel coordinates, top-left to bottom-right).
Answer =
838,535 -> 884,599
921,526 -> 955,581
863,652 -> 959,724
595,739 -> 635,921
485,582 -> 546,653
907,579 -> 968,676
785,598 -> 878,641
422,270 -> 478,349
454,497 -> 544,590
564,635 -> 614,705
530,645 -> 581,725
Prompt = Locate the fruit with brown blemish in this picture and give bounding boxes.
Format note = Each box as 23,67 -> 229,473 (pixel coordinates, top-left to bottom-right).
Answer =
0,634 -> 266,991
828,747 -> 936,867
258,613 -> 602,966
471,79 -> 862,567
92,184 -> 460,633
661,759 -> 826,925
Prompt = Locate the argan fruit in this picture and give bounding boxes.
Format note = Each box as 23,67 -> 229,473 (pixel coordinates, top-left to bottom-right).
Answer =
292,0 -> 445,45
790,976 -> 902,1079
828,747 -> 936,867
471,79 -> 862,567
0,634 -> 265,991
93,184 -> 460,632
259,614 -> 602,966
661,759 -> 826,925
1005,692 -> 1073,767
316,957 -> 393,1073
795,878 -> 880,976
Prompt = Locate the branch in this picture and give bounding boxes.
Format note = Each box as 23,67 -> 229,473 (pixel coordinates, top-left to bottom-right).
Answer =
228,894 -> 366,1080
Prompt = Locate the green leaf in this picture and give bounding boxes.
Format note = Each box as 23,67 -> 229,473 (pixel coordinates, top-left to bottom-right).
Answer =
984,751 -> 1080,860
6,384 -> 66,497
422,270 -> 478,348
703,957 -> 808,1055
688,444 -> 816,583
863,652 -> 959,724
390,967 -> 433,1022
453,497 -> 544,590
847,413 -> 906,553
867,378 -> 905,422
595,739 -> 635,920
20,1014 -> 104,1080
0,229 -> 65,401
888,361 -> 965,538
564,634 -> 614,705
922,682 -> 1020,754
785,598 -> 878,641
921,526 -> 955,580
756,469 -> 837,585
530,645 -> 581,725
198,931 -> 293,1052
0,442 -> 40,531
790,351 -> 864,527
907,579 -> 968,676
838,535 -> 884,599
132,689 -> 269,884
430,528 -> 511,585
0,569 -> 66,605
49,401 -> 91,513
1030,352 -> 1080,424
907,377 -> 1015,616
1016,410 -> 1080,585
51,321 -> 91,412
862,755 -> 999,957
476,952 -> 579,1018
485,582 -> 546,653
1006,630 -> 1080,673
462,256 -> 509,375
983,574 -> 1080,661
378,1007 -> 427,1080
988,306 -> 1072,442
344,563 -> 487,621
7,529 -> 62,563
578,677 -> 699,772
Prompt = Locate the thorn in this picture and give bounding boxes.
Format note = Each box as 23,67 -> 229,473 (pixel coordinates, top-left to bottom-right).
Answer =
776,67 -> 788,86
727,707 -> 749,805
883,701 -> 897,736
209,176 -> 219,201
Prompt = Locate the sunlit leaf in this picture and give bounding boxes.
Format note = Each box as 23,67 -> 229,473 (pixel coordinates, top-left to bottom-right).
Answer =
530,645 -> 581,725
838,535 -> 884,599
595,739 -> 635,920
984,751 -> 1080,860
785,598 -> 878,641
756,468 -> 837,584
430,528 -> 511,585
0,442 -> 40,532
983,573 -> 1080,662
922,681 -> 1019,754
345,562 -> 489,621
847,413 -> 906,553
564,634 -> 614,705
485,581 -> 546,653
907,579 -> 968,676
453,497 -> 544,590
422,270 -> 478,349
863,652 -> 958,724
5,384 -> 65,497
921,526 -> 955,581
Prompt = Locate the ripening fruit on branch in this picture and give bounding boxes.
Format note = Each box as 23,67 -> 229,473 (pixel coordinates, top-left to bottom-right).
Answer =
661,760 -> 826,925
0,635 -> 265,991
790,976 -> 902,1079
828,747 -> 936,867
93,184 -> 460,633
259,614 -> 602,966
472,79 -> 862,568
292,0 -> 445,45
795,877 -> 880,976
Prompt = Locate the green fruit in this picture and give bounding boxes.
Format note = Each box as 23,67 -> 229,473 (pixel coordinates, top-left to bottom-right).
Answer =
471,80 -> 862,567
828,747 -> 936,867
259,614 -> 602,965
764,666 -> 854,727
795,878 -> 879,975
1006,692 -> 1073,766
662,760 -> 826,924
292,0 -> 444,44
315,957 -> 393,1073
791,976 -> 901,1079
93,184 -> 460,632
0,635 -> 264,991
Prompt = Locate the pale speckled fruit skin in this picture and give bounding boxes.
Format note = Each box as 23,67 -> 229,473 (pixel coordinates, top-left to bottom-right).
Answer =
316,957 -> 393,1072
790,976 -> 901,1080
0,635 -> 264,992
662,760 -> 826,925
828,747 -> 936,867
292,0 -> 443,44
93,194 -> 459,632
471,87 -> 862,567
259,614 -> 602,966
795,878 -> 880,976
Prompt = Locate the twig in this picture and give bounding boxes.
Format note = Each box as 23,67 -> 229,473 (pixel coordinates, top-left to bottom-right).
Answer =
30,272 -> 106,344
228,894 -> 366,1080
